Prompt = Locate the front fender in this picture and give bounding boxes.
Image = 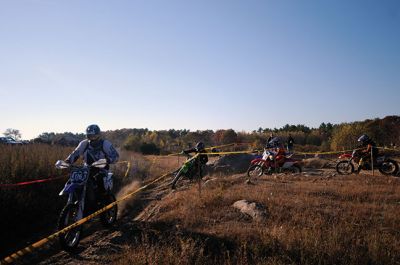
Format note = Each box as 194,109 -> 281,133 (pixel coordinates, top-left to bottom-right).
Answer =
338,154 -> 352,159
59,182 -> 79,196
250,158 -> 265,164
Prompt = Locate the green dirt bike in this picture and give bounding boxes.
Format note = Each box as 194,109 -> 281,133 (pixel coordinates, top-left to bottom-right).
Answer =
171,153 -> 201,189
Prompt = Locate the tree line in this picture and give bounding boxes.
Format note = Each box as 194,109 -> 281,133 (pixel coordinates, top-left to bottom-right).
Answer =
10,115 -> 399,155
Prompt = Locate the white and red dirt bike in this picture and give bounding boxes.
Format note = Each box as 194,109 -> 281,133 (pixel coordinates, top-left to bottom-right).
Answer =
247,149 -> 302,180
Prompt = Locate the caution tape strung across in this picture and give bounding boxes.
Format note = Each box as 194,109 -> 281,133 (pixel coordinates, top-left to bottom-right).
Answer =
0,175 -> 67,188
0,144 -> 396,189
295,147 -> 400,156
294,149 -> 356,156
377,146 -> 400,152
165,142 -> 250,157
0,154 -> 199,265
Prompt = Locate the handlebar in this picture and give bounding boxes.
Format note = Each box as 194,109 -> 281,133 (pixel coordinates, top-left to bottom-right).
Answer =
55,159 -> 108,170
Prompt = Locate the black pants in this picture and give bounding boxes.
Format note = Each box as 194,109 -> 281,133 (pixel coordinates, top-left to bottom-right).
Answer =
90,168 -> 106,195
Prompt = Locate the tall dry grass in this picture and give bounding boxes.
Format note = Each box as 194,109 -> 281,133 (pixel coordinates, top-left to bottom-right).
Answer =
0,144 -> 73,255
115,174 -> 400,265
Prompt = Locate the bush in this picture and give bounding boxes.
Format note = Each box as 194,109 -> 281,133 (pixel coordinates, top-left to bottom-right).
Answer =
140,142 -> 160,155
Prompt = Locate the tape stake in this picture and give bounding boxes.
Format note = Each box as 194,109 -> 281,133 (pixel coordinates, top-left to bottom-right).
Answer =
124,162 -> 131,178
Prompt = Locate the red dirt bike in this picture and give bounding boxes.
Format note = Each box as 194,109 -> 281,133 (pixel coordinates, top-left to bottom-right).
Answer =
336,149 -> 399,176
247,149 -> 302,179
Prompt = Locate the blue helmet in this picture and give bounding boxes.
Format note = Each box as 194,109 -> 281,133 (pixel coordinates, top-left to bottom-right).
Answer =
86,124 -> 101,140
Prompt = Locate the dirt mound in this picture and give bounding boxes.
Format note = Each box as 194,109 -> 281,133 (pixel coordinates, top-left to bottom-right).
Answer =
206,154 -> 255,175
301,158 -> 336,169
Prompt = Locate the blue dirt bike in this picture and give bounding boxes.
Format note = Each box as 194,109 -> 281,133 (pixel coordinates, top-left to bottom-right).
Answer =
55,159 -> 117,252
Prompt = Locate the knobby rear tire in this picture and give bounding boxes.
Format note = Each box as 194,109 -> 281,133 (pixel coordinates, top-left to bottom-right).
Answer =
291,164 -> 302,173
378,159 -> 399,176
100,194 -> 118,228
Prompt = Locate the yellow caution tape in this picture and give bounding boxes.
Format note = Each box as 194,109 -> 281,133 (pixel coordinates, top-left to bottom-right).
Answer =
295,149 -> 355,155
295,146 -> 400,156
166,142 -> 249,157
201,150 -> 256,155
377,147 -> 400,152
205,143 -> 235,150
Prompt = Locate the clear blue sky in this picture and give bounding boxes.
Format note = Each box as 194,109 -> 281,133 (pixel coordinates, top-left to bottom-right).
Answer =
1,0 -> 399,139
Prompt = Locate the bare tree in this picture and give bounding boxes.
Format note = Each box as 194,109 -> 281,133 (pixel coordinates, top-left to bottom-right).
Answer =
4,128 -> 21,140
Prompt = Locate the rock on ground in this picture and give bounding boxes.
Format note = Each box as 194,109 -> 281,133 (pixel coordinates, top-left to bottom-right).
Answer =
232,200 -> 268,222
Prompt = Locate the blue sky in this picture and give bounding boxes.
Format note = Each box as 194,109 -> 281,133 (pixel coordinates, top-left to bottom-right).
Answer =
0,0 -> 399,139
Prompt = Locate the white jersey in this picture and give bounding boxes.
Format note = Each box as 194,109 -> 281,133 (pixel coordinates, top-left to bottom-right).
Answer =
66,139 -> 119,165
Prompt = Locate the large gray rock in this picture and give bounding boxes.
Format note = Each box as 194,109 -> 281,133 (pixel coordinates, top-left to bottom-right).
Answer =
207,154 -> 256,175
232,200 -> 268,221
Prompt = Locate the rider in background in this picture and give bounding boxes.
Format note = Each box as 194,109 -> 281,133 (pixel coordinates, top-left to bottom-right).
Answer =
65,124 -> 119,198
287,134 -> 295,154
357,134 -> 378,173
267,137 -> 286,166
183,141 -> 209,174
171,142 -> 208,189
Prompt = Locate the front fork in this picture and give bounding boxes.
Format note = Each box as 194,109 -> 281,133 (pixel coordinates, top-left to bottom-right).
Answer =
358,157 -> 370,171
257,160 -> 272,174
67,186 -> 86,221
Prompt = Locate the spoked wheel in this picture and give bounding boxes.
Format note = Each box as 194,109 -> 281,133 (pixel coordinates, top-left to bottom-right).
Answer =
290,164 -> 302,174
171,171 -> 183,190
100,194 -> 118,227
336,161 -> 354,175
58,204 -> 82,252
247,165 -> 264,180
379,159 -> 399,176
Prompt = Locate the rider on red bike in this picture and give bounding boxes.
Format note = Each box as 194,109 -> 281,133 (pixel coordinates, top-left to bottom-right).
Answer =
356,134 -> 378,173
267,137 -> 286,167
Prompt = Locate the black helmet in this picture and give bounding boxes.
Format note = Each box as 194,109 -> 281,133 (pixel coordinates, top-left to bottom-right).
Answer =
267,137 -> 281,148
357,134 -> 369,144
86,124 -> 101,141
196,142 -> 205,151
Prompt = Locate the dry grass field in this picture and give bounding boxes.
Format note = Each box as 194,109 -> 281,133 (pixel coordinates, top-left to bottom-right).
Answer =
1,144 -> 400,265
113,172 -> 400,265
